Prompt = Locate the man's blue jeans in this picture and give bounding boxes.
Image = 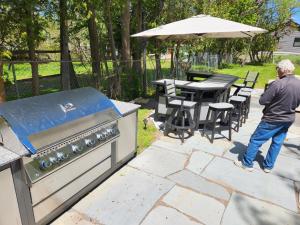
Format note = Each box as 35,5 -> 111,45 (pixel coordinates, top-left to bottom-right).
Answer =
242,121 -> 292,169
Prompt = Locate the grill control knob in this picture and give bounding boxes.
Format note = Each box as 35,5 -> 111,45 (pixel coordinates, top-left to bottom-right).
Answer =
96,133 -> 105,141
39,160 -> 52,170
71,144 -> 83,153
49,156 -> 58,164
102,130 -> 109,138
56,152 -> 68,161
85,138 -> 96,147
107,128 -> 113,136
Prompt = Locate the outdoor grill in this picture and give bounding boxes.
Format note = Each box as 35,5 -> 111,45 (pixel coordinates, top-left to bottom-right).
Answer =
0,87 -> 139,225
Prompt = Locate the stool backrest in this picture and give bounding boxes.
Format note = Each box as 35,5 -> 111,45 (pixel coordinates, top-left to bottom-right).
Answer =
244,71 -> 259,88
164,80 -> 176,106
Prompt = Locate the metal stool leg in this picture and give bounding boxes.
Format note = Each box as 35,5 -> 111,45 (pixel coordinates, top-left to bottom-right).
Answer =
202,108 -> 211,136
210,110 -> 217,143
228,109 -> 232,141
164,108 -> 177,136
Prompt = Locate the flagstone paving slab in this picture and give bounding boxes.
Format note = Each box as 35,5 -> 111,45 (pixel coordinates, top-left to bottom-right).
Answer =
202,157 -> 298,212
52,210 -> 93,225
187,138 -> 229,156
141,206 -> 201,225
129,146 -> 188,177
223,140 -> 272,165
282,138 -> 300,160
186,151 -> 214,175
167,170 -> 230,201
163,186 -> 225,225
151,140 -> 193,155
68,166 -> 174,225
272,155 -> 300,181
222,193 -> 300,225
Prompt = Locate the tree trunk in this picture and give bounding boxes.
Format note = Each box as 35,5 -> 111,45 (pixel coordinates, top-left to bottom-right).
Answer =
142,46 -> 147,96
60,0 -> 71,90
87,0 -> 101,87
25,5 -> 39,96
121,0 -> 131,70
132,0 -> 142,76
0,61 -> 6,102
68,51 -> 80,88
104,0 -> 120,97
155,40 -> 162,80
170,46 -> 174,75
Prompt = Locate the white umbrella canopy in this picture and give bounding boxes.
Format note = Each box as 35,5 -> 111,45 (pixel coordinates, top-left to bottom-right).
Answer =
131,14 -> 267,40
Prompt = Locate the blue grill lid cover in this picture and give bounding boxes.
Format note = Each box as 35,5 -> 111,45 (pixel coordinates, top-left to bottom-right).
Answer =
0,87 -> 121,154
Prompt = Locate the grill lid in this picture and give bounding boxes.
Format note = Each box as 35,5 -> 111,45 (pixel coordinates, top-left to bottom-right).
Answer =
0,87 -> 121,154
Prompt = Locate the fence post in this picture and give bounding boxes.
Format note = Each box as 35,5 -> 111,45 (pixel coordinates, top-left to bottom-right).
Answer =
0,60 -> 6,102
11,62 -> 20,99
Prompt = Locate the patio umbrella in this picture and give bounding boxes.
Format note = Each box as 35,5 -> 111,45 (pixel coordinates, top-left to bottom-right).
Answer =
131,14 -> 267,40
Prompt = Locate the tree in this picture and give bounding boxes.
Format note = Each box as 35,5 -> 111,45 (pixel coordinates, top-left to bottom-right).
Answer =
104,0 -> 121,97
60,0 -> 71,90
249,0 -> 300,63
86,0 -> 101,85
131,0 -> 143,76
121,0 -> 131,70
24,0 -> 40,95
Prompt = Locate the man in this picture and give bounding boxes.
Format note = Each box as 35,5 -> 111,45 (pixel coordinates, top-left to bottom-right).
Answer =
235,59 -> 300,173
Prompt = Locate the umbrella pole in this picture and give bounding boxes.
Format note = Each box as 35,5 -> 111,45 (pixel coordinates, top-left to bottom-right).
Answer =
174,41 -> 181,81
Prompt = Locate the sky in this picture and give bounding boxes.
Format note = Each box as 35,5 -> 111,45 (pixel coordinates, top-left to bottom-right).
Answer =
292,9 -> 300,24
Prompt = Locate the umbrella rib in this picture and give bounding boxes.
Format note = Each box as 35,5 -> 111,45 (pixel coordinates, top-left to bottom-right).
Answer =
241,31 -> 255,38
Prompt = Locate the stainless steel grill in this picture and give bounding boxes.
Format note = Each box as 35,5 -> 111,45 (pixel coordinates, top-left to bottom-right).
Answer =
0,87 -> 138,225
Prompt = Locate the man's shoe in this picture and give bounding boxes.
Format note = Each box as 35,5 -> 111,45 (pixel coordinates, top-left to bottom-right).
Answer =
263,168 -> 272,173
234,160 -> 254,172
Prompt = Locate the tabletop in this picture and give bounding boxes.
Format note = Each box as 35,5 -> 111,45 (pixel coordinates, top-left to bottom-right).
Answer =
152,74 -> 238,91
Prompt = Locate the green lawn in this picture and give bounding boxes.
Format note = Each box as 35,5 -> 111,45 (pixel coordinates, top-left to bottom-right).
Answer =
216,64 -> 277,88
215,62 -> 300,88
137,109 -> 158,154
2,62 -> 93,81
3,54 -> 299,90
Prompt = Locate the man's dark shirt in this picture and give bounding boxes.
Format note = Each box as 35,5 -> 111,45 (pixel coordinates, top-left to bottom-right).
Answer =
259,75 -> 300,122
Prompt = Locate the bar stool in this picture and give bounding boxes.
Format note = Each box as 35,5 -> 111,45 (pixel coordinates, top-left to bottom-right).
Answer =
229,95 -> 247,131
201,102 -> 234,143
238,91 -> 251,119
163,80 -> 197,143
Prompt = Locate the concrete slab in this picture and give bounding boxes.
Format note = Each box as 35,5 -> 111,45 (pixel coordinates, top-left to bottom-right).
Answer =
141,206 -> 201,225
202,157 -> 298,212
67,166 -> 174,225
52,210 -> 93,225
151,140 -> 193,155
272,155 -> 300,181
187,137 -> 230,156
222,193 -> 300,225
281,138 -> 300,160
163,186 -> 225,225
295,182 -> 300,209
129,146 -> 188,177
223,140 -> 272,169
186,151 -> 214,175
168,170 -> 230,201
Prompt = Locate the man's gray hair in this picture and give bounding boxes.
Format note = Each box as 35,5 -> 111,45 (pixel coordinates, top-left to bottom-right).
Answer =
277,59 -> 295,73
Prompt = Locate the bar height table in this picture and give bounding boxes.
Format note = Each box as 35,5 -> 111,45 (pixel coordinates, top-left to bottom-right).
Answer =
152,73 -> 238,127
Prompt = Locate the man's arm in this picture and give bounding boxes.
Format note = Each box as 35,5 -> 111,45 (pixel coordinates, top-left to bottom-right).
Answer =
259,82 -> 279,105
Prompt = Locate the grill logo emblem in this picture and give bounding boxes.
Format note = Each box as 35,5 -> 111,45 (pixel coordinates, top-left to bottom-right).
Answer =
59,103 -> 76,113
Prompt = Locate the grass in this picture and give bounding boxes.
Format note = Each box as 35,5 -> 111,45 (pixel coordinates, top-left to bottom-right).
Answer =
215,63 -> 300,89
137,109 -> 158,154
215,64 -> 278,88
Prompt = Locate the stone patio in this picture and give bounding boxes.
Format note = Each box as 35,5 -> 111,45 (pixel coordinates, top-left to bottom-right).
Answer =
53,92 -> 300,225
